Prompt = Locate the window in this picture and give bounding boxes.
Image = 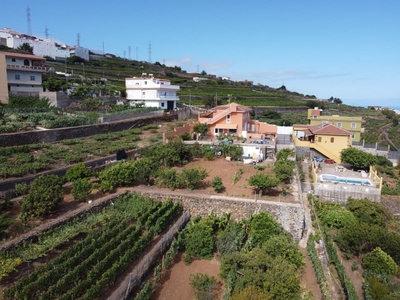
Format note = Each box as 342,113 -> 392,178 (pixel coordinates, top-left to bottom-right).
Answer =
24,59 -> 30,66
351,123 -> 356,128
142,92 -> 145,95
144,81 -> 147,85
15,74 -> 20,80
318,137 -> 322,143
11,58 -> 16,62
337,122 -> 342,127
352,134 -> 355,139
226,114 -> 231,123
161,102 -> 165,107
330,137 -> 335,143
30,75 -> 35,81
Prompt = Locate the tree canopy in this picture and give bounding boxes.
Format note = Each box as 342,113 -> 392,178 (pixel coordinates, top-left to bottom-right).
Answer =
340,147 -> 377,170
17,42 -> 33,54
247,173 -> 279,196
20,174 -> 64,221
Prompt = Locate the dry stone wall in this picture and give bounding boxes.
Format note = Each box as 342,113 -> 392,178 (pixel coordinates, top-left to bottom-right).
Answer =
134,191 -> 305,240
0,115 -> 164,147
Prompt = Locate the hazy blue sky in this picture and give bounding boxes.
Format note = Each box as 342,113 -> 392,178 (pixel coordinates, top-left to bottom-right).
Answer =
1,0 -> 399,107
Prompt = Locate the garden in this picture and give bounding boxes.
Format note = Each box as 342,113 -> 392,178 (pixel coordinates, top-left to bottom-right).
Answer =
309,195 -> 400,299
0,95 -> 160,134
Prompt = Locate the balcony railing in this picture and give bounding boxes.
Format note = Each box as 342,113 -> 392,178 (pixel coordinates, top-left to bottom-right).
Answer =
6,64 -> 47,72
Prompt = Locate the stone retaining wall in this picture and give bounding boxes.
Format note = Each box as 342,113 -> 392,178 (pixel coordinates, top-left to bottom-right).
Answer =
134,191 -> 305,240
0,115 -> 165,147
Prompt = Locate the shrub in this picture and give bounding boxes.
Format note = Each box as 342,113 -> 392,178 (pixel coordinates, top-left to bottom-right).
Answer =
180,132 -> 191,140
20,174 -> 64,221
66,162 -> 91,182
189,273 -> 217,300
363,247 -> 398,276
184,222 -> 214,259
71,178 -> 92,202
14,183 -> 28,196
211,176 -> 224,192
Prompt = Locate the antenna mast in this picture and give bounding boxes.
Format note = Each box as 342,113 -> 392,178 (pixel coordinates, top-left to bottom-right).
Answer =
44,26 -> 49,39
26,5 -> 32,35
148,41 -> 152,63
128,46 -> 131,60
77,33 -> 80,46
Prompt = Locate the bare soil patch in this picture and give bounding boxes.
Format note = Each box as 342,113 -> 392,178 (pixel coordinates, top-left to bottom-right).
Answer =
150,253 -> 224,300
169,157 -> 295,203
300,248 -> 322,300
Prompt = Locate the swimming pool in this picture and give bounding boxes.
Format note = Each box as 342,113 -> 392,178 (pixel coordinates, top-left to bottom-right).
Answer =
319,174 -> 373,186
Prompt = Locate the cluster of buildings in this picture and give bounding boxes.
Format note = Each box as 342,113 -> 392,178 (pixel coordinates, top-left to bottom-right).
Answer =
0,28 -> 89,61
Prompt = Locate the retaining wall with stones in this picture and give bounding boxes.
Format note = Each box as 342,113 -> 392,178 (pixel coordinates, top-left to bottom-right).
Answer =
0,115 -> 165,147
133,191 -> 305,240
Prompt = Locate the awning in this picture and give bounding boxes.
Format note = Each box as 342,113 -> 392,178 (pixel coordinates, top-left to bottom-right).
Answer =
215,124 -> 237,129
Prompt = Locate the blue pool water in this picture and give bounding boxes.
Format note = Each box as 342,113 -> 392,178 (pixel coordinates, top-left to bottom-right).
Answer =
320,174 -> 372,186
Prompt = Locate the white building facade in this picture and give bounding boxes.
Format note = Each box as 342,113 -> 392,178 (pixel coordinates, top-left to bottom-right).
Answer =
0,52 -> 47,103
125,74 -> 179,110
0,28 -> 89,60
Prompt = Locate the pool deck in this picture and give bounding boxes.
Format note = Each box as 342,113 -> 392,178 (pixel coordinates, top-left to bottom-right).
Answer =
317,162 -> 369,180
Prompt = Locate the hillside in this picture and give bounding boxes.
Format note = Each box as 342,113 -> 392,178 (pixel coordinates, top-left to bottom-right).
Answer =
44,55 -> 315,107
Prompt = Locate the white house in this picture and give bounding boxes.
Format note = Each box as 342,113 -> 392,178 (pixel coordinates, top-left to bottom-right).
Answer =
0,28 -> 89,61
0,51 -> 47,104
125,73 -> 180,110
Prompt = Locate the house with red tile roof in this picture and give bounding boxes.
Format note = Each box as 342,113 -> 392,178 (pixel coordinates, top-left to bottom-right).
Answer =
197,102 -> 277,139
292,122 -> 352,163
0,51 -> 47,104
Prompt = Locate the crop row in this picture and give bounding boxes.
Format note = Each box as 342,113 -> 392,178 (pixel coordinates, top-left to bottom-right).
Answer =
323,227 -> 359,300
5,220 -> 131,299
3,198 -> 181,299
307,234 -> 332,300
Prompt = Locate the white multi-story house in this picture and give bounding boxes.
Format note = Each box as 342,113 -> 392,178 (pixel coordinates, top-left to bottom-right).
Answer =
0,28 -> 89,61
0,51 -> 47,104
125,73 -> 180,110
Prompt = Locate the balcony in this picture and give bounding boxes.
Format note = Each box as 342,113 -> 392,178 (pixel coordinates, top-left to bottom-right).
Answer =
6,64 -> 47,72
156,95 -> 179,101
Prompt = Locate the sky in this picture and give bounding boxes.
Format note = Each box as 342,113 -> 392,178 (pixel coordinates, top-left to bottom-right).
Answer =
1,0 -> 399,108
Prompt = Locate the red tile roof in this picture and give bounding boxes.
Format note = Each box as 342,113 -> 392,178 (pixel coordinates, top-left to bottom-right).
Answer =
293,123 -> 351,136
0,51 -> 45,60
215,102 -> 252,112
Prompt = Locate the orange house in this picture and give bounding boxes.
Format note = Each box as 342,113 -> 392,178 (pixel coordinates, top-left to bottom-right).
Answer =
197,102 -> 277,139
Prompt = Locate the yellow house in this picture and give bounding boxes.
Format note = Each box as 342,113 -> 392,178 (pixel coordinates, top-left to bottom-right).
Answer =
308,108 -> 363,142
292,123 -> 352,163
198,102 -> 277,139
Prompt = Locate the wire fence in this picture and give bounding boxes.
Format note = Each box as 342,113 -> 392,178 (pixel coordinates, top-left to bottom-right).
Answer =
110,210 -> 190,300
